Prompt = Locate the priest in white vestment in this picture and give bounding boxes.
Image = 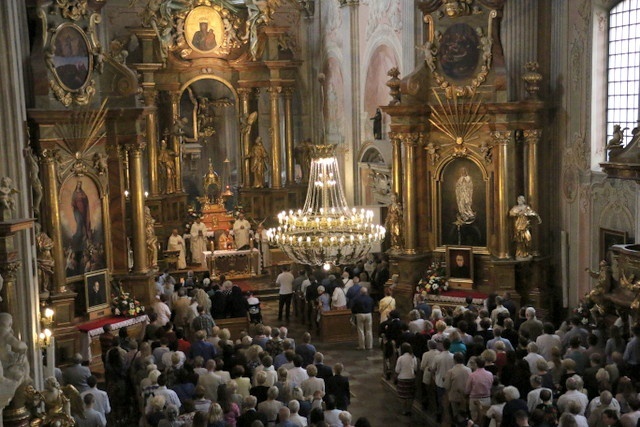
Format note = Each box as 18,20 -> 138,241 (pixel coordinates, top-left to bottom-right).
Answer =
167,228 -> 186,269
190,217 -> 208,265
232,212 -> 252,250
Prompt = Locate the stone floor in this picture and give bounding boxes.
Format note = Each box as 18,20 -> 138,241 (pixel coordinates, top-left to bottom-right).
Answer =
258,298 -> 428,427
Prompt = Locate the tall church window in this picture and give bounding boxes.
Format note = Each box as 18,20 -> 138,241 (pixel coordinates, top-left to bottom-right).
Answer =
607,0 -> 640,146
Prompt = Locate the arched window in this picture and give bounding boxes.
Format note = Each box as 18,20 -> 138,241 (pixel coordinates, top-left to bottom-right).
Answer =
606,0 -> 640,146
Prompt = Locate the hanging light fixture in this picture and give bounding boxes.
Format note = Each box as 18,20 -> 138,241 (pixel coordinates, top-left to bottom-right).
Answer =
267,144 -> 385,270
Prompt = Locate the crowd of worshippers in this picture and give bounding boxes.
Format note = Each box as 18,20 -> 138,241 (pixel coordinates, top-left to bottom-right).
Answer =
58,270 -> 379,427
381,292 -> 640,427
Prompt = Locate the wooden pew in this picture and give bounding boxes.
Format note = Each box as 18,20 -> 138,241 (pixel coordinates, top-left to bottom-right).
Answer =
216,316 -> 251,341
319,310 -> 380,343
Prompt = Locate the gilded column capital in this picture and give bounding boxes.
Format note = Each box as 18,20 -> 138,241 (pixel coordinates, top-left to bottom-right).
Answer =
268,86 -> 283,97
237,87 -> 254,100
398,132 -> 422,148
40,148 -> 59,163
523,129 -> 542,144
491,130 -> 513,145
169,91 -> 181,105
123,141 -> 147,154
282,87 -> 295,98
142,88 -> 158,106
0,261 -> 21,282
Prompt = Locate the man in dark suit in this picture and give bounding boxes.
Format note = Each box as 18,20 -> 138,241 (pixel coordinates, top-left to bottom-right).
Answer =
325,363 -> 350,410
238,395 -> 268,427
313,352 -> 333,382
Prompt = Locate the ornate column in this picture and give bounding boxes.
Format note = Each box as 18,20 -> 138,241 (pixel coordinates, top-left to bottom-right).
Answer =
143,88 -> 159,195
170,91 -> 183,193
524,129 -> 541,255
40,150 -> 66,293
389,132 -> 403,197
492,130 -> 513,259
238,88 -> 253,187
268,86 -> 283,189
401,133 -> 420,254
283,87 -> 295,185
126,142 -> 148,274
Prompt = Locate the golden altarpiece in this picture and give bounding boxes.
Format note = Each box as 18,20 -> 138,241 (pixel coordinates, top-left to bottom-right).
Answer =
382,0 -> 550,315
22,0 -> 307,373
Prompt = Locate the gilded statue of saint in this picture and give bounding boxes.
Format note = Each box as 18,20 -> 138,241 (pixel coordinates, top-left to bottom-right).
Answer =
158,140 -> 177,194
249,136 -> 269,188
509,195 -> 542,260
385,192 -> 404,251
144,207 -> 158,269
455,167 -> 475,224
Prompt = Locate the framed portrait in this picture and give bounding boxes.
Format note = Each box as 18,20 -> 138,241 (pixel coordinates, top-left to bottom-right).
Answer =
84,269 -> 110,311
51,23 -> 93,92
438,23 -> 481,80
59,176 -> 106,281
439,158 -> 487,248
184,6 -> 224,53
446,246 -> 474,282
599,228 -> 628,262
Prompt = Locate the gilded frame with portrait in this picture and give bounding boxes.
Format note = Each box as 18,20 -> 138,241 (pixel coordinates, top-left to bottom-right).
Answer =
45,20 -> 99,106
184,6 -> 225,54
446,245 -> 474,286
84,269 -> 110,312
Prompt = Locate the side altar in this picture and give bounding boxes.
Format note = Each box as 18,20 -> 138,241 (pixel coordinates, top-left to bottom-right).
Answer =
379,0 -> 552,317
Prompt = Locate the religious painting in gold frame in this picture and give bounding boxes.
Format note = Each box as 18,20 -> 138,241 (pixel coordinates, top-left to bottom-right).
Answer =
59,175 -> 107,281
184,6 -> 225,54
46,21 -> 97,106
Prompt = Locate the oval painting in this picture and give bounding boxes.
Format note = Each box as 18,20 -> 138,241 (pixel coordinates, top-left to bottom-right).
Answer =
52,24 -> 91,91
438,23 -> 480,80
185,6 -> 224,53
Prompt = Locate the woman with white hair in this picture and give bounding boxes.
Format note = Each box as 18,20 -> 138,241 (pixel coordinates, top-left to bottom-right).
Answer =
502,385 -> 529,427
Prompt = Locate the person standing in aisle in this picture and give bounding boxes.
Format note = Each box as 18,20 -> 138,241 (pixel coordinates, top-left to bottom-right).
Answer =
276,265 -> 294,322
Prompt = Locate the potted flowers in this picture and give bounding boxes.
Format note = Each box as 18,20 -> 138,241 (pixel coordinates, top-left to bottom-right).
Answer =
418,261 -> 449,295
111,281 -> 144,317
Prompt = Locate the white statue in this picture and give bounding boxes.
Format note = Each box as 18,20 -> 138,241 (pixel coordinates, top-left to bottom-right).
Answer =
455,167 -> 475,224
0,313 -> 31,410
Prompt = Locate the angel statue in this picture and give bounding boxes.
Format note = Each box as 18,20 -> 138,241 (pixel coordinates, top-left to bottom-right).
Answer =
620,271 -> 640,311
585,260 -> 611,305
509,195 -> 542,260
0,177 -> 19,220
243,0 -> 283,60
26,376 -> 84,427
0,313 -> 31,411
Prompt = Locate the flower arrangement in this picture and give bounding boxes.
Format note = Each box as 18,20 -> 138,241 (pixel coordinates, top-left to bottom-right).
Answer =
418,261 -> 449,295
111,283 -> 144,317
572,298 -> 594,326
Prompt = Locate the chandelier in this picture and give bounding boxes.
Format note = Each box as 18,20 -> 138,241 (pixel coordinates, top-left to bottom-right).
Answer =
267,144 -> 386,270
